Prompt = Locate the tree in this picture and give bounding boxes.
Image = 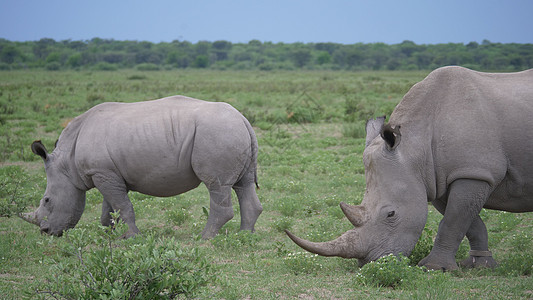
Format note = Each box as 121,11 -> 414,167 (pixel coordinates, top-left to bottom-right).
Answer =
193,55 -> 208,68
316,51 -> 331,65
212,40 -> 232,61
291,48 -> 311,68
66,53 -> 82,68
0,45 -> 22,64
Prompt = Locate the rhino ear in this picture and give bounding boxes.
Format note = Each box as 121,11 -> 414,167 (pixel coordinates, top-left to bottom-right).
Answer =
31,140 -> 48,160
365,116 -> 386,147
380,124 -> 401,150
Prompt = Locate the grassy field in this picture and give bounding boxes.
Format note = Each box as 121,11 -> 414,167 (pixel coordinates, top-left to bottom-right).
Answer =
0,70 -> 532,299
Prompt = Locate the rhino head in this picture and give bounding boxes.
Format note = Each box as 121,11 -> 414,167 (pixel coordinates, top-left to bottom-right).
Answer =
20,141 -> 86,236
286,117 -> 429,266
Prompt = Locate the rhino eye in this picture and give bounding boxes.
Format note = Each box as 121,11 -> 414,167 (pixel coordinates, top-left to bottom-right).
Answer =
44,197 -> 50,204
387,211 -> 395,218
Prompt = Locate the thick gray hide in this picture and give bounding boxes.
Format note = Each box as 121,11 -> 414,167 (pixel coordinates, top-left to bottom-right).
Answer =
24,96 -> 262,239
287,66 -> 533,270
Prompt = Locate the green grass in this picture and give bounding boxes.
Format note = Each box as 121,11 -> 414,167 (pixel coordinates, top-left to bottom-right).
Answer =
1,70 -> 532,299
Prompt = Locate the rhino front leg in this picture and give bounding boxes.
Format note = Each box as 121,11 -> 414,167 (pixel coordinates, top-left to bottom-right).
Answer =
419,179 -> 490,271
201,185 -> 234,239
459,216 -> 498,268
93,175 -> 139,238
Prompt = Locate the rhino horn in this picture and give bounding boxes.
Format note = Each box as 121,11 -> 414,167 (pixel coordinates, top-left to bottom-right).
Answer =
19,211 -> 39,226
340,202 -> 368,227
285,229 -> 362,259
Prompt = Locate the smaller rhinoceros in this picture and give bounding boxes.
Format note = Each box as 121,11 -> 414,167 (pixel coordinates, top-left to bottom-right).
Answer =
21,95 -> 262,239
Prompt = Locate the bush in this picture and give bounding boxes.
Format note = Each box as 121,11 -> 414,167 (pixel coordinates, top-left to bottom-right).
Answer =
32,214 -> 215,299
356,254 -> 421,288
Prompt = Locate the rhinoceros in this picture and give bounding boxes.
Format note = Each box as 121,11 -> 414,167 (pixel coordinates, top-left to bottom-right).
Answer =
287,66 -> 533,271
21,95 -> 262,239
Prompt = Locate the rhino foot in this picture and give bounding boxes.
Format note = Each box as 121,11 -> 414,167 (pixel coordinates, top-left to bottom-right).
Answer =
418,253 -> 459,272
459,250 -> 497,269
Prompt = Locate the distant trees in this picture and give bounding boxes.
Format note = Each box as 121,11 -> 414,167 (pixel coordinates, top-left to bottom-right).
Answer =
0,38 -> 531,71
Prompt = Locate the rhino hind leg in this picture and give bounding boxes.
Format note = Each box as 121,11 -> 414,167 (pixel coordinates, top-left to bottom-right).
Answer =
459,216 -> 498,268
201,185 -> 234,239
100,200 -> 114,227
234,177 -> 262,232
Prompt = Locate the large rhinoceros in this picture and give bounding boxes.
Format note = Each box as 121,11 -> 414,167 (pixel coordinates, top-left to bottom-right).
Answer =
287,66 -> 533,271
21,95 -> 262,239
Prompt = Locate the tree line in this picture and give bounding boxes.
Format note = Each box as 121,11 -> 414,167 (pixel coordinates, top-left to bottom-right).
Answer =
1,38 -> 532,71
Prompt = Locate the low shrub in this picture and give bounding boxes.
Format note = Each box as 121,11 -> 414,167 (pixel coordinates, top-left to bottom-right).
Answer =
356,254 -> 421,288
31,213 -> 214,299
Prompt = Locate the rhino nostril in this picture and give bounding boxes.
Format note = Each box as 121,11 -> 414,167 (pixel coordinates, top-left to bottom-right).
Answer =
40,227 -> 50,235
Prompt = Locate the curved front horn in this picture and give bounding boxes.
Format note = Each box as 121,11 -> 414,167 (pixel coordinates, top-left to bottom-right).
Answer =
285,229 -> 363,259
340,202 -> 368,227
19,211 -> 39,226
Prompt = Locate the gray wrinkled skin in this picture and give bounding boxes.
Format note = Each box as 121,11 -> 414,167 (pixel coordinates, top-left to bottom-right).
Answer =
287,66 -> 533,270
22,96 -> 262,239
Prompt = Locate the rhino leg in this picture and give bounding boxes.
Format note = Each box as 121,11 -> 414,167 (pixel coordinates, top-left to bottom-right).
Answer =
93,175 -> 139,238
459,216 -> 498,268
100,200 -> 114,227
201,185 -> 234,239
234,177 -> 262,232
420,179 -> 490,271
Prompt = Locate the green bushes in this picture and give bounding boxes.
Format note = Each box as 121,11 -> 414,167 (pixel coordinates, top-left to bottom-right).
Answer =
32,214 -> 215,299
356,254 -> 451,289
357,254 -> 418,288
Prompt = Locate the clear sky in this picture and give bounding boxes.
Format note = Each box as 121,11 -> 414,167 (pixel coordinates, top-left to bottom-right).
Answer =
1,0 -> 532,45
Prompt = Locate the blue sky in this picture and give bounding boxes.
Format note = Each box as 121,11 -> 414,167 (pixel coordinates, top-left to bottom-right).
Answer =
1,0 -> 532,44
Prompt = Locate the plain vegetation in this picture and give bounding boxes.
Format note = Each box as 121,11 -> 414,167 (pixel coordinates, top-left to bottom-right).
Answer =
0,69 -> 532,299
1,38 -> 532,72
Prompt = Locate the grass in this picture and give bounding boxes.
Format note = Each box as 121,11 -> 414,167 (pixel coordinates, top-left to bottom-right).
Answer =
1,69 -> 532,299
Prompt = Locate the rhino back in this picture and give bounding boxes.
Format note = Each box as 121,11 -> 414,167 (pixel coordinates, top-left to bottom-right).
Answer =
73,96 -> 249,196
